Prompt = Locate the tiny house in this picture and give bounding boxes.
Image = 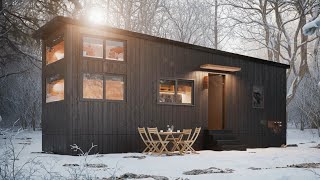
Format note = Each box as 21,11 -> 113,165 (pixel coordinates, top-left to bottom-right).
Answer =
34,16 -> 289,154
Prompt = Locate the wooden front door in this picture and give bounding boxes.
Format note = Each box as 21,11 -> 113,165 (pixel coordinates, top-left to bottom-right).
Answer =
208,74 -> 225,130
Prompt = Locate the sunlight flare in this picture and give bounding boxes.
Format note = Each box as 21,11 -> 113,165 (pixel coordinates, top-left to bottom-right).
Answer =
87,8 -> 104,24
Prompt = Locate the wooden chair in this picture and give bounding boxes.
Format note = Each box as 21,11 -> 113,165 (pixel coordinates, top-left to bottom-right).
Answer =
147,127 -> 169,155
171,129 -> 192,152
137,127 -> 155,154
179,127 -> 201,154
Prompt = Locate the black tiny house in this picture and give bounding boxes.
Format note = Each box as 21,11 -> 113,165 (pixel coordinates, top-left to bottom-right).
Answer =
34,16 -> 289,154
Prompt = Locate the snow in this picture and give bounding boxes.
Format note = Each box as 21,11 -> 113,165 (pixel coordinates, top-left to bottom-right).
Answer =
303,16 -> 320,35
0,129 -> 320,179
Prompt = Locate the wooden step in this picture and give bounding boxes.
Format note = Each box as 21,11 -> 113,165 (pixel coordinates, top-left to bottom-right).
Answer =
203,129 -> 247,151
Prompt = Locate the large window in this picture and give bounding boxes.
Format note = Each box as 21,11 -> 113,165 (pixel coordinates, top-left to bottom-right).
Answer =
83,73 -> 103,99
83,73 -> 125,101
46,36 -> 64,65
159,79 -> 194,105
83,37 -> 103,58
46,74 -> 64,103
82,36 -> 126,61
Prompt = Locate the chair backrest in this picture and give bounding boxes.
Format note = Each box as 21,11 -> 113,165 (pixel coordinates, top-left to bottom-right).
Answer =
182,129 -> 192,140
147,127 -> 161,141
138,127 -> 150,143
190,127 -> 201,142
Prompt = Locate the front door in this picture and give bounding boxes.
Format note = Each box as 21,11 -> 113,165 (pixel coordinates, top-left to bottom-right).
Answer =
208,74 -> 225,130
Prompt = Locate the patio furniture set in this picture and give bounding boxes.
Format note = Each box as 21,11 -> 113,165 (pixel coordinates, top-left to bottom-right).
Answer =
138,127 -> 201,155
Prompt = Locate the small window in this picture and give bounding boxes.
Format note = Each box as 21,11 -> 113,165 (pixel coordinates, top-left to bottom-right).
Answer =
105,40 -> 124,61
159,80 -> 176,103
105,75 -> 124,100
83,37 -> 103,58
83,73 -> 103,99
46,36 -> 64,65
159,79 -> 194,105
46,75 -> 64,103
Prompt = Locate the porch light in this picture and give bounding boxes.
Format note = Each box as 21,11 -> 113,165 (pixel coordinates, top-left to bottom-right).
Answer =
200,64 -> 241,72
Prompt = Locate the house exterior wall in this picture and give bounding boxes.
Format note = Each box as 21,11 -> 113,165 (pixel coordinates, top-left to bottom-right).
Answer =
41,22 -> 287,154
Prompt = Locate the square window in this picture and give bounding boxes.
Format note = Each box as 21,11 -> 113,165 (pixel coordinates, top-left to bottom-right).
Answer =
105,75 -> 125,100
83,73 -> 103,99
105,40 -> 125,61
46,36 -> 64,65
46,75 -> 64,103
83,37 -> 103,58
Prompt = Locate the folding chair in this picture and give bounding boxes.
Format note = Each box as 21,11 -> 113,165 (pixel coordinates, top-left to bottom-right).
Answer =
137,127 -> 155,154
171,129 -> 192,152
147,127 -> 169,155
179,127 -> 201,154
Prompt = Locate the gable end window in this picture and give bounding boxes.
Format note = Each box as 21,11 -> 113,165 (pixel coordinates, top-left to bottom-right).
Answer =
159,79 -> 194,105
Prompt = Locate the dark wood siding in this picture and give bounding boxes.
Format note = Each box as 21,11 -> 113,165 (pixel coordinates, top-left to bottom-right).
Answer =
42,27 -> 71,154
42,23 -> 287,154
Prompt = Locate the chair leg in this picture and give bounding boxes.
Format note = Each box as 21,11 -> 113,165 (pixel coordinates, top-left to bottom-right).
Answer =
142,143 -> 153,153
181,142 -> 194,154
153,142 -> 162,154
158,142 -> 169,155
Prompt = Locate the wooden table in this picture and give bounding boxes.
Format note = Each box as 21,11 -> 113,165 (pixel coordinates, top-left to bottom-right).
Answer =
159,131 -> 185,154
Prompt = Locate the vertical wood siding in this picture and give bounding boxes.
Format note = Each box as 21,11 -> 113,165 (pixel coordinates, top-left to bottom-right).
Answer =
42,25 -> 287,154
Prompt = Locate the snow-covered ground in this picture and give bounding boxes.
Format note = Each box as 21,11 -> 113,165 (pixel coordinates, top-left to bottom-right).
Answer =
0,129 -> 319,180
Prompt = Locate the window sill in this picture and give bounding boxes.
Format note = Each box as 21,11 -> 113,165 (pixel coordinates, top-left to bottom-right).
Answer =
79,98 -> 127,103
157,102 -> 195,107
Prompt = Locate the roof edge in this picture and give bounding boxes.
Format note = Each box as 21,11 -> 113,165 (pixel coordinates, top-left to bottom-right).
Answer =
33,16 -> 290,69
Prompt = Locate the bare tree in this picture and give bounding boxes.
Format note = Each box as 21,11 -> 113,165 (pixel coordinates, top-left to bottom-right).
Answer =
0,0 -> 80,127
224,0 -> 319,106
295,75 -> 320,136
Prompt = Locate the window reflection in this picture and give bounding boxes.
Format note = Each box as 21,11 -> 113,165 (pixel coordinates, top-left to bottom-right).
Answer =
46,37 -> 64,65
106,40 -> 124,61
83,73 -> 103,99
159,80 -> 175,103
83,37 -> 103,58
177,80 -> 193,104
46,75 -> 64,103
105,75 -> 124,100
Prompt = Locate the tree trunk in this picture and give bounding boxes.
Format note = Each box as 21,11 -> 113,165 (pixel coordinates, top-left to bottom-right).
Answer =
300,114 -> 304,130
214,0 -> 218,49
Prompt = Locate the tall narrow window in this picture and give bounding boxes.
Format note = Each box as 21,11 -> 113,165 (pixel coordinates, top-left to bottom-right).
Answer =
83,37 -> 103,58
83,73 -> 103,99
46,36 -> 64,65
105,75 -> 124,100
46,74 -> 64,103
177,80 -> 193,104
105,40 -> 124,61
159,80 -> 176,103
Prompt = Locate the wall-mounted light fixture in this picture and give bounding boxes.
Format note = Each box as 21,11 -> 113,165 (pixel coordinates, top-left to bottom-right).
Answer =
203,76 -> 209,89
